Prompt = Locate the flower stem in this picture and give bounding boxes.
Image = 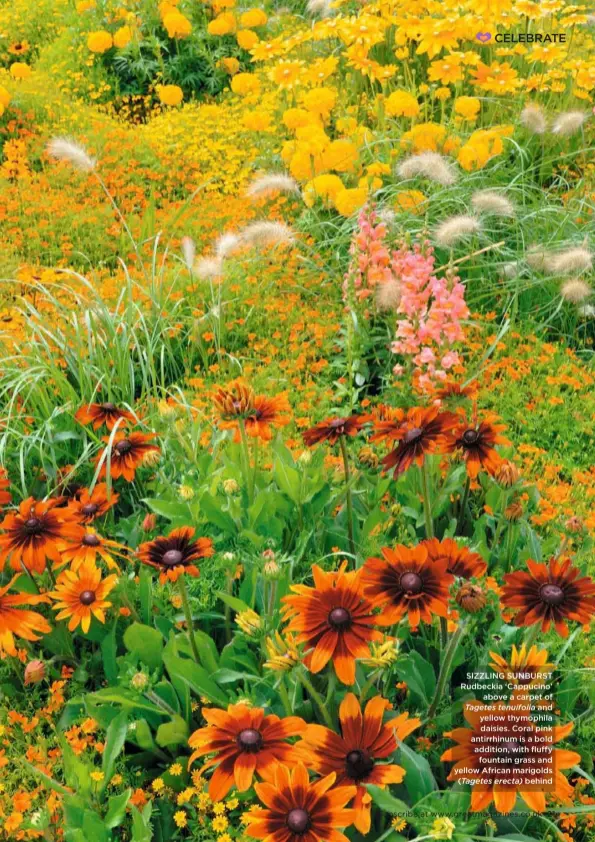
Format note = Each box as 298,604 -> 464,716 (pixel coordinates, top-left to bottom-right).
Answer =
339,436 -> 356,561
427,621 -> 467,720
298,669 -> 334,729
420,461 -> 434,539
238,419 -> 254,504
456,474 -> 471,535
177,575 -> 201,664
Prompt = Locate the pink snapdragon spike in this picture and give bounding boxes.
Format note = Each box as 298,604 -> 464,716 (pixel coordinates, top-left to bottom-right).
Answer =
343,205 -> 393,303
391,241 -> 468,392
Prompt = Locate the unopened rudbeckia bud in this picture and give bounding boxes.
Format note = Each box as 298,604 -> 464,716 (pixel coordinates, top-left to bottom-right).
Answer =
24,659 -> 46,685
178,484 -> 195,500
223,478 -> 239,495
142,513 -> 157,531
358,446 -> 379,468
298,450 -> 312,465
131,672 -> 149,691
141,450 -> 161,468
565,516 -> 585,533
505,501 -> 524,522
236,609 -> 262,636
158,400 -> 177,420
263,559 -> 280,579
262,549 -> 276,560
495,460 -> 521,488
455,583 -> 486,614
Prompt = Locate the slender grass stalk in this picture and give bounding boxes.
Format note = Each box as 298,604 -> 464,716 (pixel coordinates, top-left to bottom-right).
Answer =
177,575 -> 201,665
339,435 -> 356,560
297,669 -> 334,729
427,621 -> 468,720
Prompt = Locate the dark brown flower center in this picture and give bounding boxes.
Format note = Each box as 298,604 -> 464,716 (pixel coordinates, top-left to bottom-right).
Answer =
237,728 -> 263,752
81,503 -> 99,516
329,418 -> 347,429
102,402 -> 116,412
286,809 -> 310,835
79,590 -> 96,606
23,517 -> 44,535
345,748 -> 375,780
115,439 -> 133,455
462,428 -> 480,446
82,534 -> 101,547
400,572 -> 423,595
539,583 -> 565,606
404,427 -> 423,444
162,549 -> 184,566
328,607 -> 351,630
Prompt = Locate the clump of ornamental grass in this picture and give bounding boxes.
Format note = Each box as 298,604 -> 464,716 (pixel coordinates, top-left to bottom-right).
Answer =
181,236 -> 196,272
551,111 -> 588,136
306,0 -> 333,16
545,246 -> 593,276
376,278 -> 401,312
215,232 -> 243,260
526,245 -> 550,271
46,137 -> 97,172
195,256 -> 223,280
435,215 -> 481,248
519,104 -> 547,135
239,221 -> 295,249
245,173 -> 299,200
471,190 -> 515,218
560,279 -> 592,303
397,152 -> 458,186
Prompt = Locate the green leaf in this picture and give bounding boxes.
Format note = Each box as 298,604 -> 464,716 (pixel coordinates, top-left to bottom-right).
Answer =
21,760 -> 71,796
191,629 -> 219,673
215,590 -> 251,614
156,715 -> 190,747
273,459 -> 301,504
101,620 -> 118,685
124,622 -> 164,670
199,492 -> 237,533
394,653 -> 435,706
104,789 -> 132,828
131,803 -> 153,842
101,710 -> 128,791
143,498 -> 192,520
366,784 -> 412,818
130,719 -> 156,751
139,565 -> 153,625
395,741 -> 437,801
163,651 -> 228,706
87,687 -> 164,717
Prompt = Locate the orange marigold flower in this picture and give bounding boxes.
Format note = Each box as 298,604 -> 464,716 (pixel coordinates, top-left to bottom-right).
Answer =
0,575 -> 51,656
244,762 -> 356,842
75,401 -> 136,431
300,694 -> 419,834
362,543 -> 453,628
370,406 -> 456,477
0,497 -> 79,574
422,537 -> 487,579
281,563 -> 390,685
447,411 -> 510,478
94,432 -> 160,482
66,483 -> 119,524
137,527 -> 214,584
303,416 -> 364,447
49,559 -> 118,633
501,556 -> 595,638
188,702 -> 305,802
441,700 -> 580,813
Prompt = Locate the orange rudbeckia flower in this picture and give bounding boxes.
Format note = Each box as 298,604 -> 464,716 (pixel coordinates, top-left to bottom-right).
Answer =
300,694 -> 420,833
75,401 -> 136,431
188,703 -> 305,802
94,432 -> 160,482
281,563 -> 390,685
0,575 -> 51,656
49,559 -> 118,633
0,497 -> 79,574
137,527 -> 214,583
370,406 -> 456,477
446,410 -> 510,478
422,537 -> 487,579
66,483 -> 119,524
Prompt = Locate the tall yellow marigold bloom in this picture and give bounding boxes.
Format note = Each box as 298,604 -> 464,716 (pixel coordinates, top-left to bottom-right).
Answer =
334,186 -> 368,217
113,25 -> 133,48
240,8 -> 267,27
237,29 -> 258,50
0,86 -> 10,108
230,72 -> 260,95
163,11 -> 192,38
158,84 -> 184,106
385,89 -> 420,118
207,12 -> 236,35
87,31 -> 113,53
454,96 -> 480,120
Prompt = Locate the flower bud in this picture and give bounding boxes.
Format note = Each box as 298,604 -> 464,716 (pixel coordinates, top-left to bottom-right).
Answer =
178,484 -> 195,500
223,478 -> 239,495
455,583 -> 486,614
131,672 -> 149,691
298,450 -> 312,465
142,513 -> 157,531
263,559 -> 280,579
24,659 -> 46,685
141,450 -> 161,468
565,516 -> 585,533
504,501 -> 524,522
358,446 -> 379,468
495,460 -> 521,488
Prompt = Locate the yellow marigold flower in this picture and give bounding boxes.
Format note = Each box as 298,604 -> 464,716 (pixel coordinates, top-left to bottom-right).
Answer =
401,121 -> 446,152
334,186 -> 368,217
164,11 -> 192,37
269,60 -> 303,89
454,96 -> 480,120
221,57 -> 239,74
158,84 -> 183,106
282,107 -> 318,131
392,818 -> 407,831
10,62 -> 32,80
169,762 -> 183,776
213,802 -> 227,815
321,139 -> 358,173
394,189 -> 427,214
87,31 -> 113,53
237,29 -> 259,50
212,816 -> 229,832
226,798 -> 239,810
0,87 -> 10,108
208,12 -> 236,35
240,8 -> 267,27
111,774 -> 123,786
435,86 -> 451,101
230,72 -> 260,95
385,89 -> 419,118
90,771 -> 105,782
302,173 -> 344,207
243,110 -> 271,131
113,25 -> 133,48
174,810 -> 187,828
152,778 -> 165,792
77,0 -> 95,10
236,608 -> 261,636
301,86 -> 336,118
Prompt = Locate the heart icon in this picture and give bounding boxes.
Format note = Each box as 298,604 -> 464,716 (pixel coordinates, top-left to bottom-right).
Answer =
476,32 -> 492,42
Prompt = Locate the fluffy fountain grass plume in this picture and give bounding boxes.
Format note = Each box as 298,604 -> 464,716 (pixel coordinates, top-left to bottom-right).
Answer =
526,245 -> 551,271
397,152 -> 458,186
471,190 -> 515,217
519,104 -> 547,135
378,208 -> 396,226
181,236 -> 196,272
546,246 -> 593,275
306,0 -> 333,16
239,221 -> 295,248
501,262 -> 519,279
561,279 -> 592,303
551,111 -> 587,136
245,173 -> 299,200
195,256 -> 223,279
435,215 -> 481,247
46,137 -> 97,172
215,232 -> 243,259
376,278 -> 401,311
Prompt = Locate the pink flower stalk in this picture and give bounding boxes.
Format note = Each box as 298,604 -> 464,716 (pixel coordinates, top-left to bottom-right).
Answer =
390,241 -> 469,392
343,205 -> 393,303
